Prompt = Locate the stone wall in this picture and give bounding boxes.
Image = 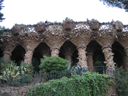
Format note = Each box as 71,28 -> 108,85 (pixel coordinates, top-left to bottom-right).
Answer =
0,20 -> 128,74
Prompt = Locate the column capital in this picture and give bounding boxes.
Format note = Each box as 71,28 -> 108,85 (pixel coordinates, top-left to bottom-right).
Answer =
50,47 -> 60,57
50,47 -> 60,51
124,47 -> 128,56
124,47 -> 128,51
77,45 -> 86,49
102,43 -> 112,50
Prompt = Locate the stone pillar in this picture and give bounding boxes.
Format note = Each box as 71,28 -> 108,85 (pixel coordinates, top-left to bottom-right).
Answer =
102,43 -> 115,75
87,53 -> 93,72
77,46 -> 88,69
51,47 -> 60,57
24,46 -> 34,64
65,53 -> 72,62
124,48 -> 128,72
3,50 -> 11,62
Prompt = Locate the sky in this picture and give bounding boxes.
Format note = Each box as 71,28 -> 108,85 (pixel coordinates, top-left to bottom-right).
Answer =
1,0 -> 128,29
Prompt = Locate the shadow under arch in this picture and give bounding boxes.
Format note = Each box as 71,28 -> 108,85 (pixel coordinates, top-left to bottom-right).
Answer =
59,41 -> 78,67
112,41 -> 125,68
0,48 -> 3,58
32,42 -> 51,73
11,45 -> 25,66
87,40 -> 105,73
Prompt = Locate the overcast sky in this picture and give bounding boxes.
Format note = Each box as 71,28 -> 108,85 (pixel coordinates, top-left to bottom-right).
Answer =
1,0 -> 128,28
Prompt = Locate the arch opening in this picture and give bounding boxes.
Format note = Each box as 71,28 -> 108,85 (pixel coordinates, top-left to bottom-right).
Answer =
11,45 -> 25,66
87,40 -> 105,73
32,42 -> 51,73
60,41 -> 78,67
112,41 -> 125,68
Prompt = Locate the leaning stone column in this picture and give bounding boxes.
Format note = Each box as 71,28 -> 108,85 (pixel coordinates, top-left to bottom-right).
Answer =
24,46 -> 34,64
87,53 -> 93,72
77,46 -> 88,69
102,43 -> 115,75
124,48 -> 128,72
3,50 -> 11,62
51,47 -> 60,57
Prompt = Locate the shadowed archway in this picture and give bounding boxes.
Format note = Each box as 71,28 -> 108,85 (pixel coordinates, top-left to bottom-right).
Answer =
112,41 -> 125,68
60,41 -> 78,67
32,42 -> 51,73
87,40 -> 105,73
11,45 -> 25,66
0,48 -> 3,58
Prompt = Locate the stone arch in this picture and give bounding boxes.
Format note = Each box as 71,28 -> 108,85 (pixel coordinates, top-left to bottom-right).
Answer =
112,41 -> 125,68
32,42 -> 51,73
87,40 -> 105,73
11,45 -> 25,66
60,41 -> 78,66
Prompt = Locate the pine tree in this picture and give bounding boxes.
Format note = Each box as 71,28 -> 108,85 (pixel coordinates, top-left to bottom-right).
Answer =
100,0 -> 128,12
0,0 -> 4,22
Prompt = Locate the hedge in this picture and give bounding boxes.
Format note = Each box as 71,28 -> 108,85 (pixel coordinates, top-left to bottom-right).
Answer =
26,72 -> 111,96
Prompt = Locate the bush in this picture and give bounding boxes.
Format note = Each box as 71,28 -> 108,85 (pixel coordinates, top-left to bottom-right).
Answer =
113,66 -> 128,96
0,57 -> 11,74
39,56 -> 68,73
26,72 -> 112,96
0,60 -> 34,86
20,61 -> 34,75
40,70 -> 71,82
12,74 -> 33,86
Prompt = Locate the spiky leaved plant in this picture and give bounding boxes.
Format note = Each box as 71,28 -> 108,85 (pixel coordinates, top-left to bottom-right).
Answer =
2,61 -> 20,83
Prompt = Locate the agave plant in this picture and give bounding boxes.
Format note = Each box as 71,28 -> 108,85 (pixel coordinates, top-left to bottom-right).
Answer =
71,63 -> 88,75
19,61 -> 34,75
2,62 -> 20,82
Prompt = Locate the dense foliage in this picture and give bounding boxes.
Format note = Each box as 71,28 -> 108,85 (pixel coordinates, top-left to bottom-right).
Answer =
100,0 -> 128,12
113,66 -> 128,96
0,59 -> 34,86
39,56 -> 68,73
0,0 -> 4,22
26,72 -> 111,96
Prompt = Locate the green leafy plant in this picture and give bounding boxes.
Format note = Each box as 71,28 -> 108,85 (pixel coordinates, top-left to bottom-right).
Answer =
19,61 -> 34,75
26,72 -> 112,96
0,60 -> 34,86
11,74 -> 33,86
39,56 -> 68,73
113,66 -> 128,96
1,61 -> 20,83
0,57 -> 10,74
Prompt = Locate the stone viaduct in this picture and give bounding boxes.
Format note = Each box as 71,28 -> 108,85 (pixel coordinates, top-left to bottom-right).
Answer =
0,19 -> 128,75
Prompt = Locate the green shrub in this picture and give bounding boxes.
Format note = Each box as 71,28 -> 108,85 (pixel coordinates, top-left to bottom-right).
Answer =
113,66 -> 128,96
26,72 -> 112,96
39,56 -> 68,73
19,61 -> 34,75
12,74 -> 33,86
40,70 -> 71,82
0,60 -> 34,86
0,57 -> 11,74
1,61 -> 20,83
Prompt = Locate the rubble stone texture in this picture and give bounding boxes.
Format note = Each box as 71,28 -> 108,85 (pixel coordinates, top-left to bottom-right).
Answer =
102,43 -> 115,75
0,20 -> 128,74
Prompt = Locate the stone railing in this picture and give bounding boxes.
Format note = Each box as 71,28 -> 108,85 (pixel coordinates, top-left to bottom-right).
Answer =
1,21 -> 128,36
